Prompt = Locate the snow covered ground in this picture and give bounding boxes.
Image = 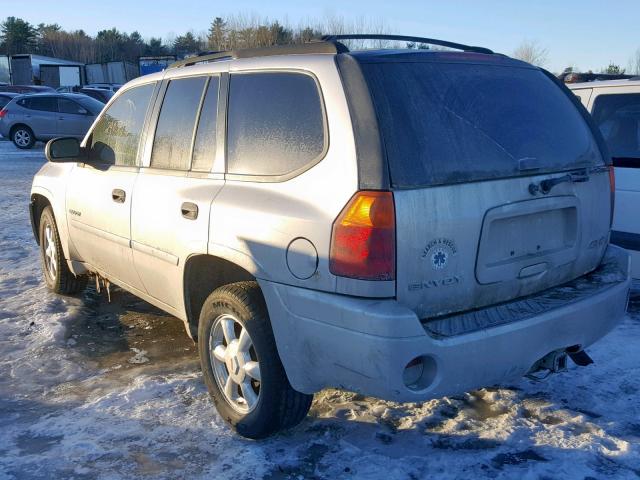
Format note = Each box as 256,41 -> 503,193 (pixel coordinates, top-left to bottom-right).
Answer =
0,139 -> 639,480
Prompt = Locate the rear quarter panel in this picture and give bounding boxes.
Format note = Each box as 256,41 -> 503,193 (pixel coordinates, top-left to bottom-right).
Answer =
209,55 -> 360,294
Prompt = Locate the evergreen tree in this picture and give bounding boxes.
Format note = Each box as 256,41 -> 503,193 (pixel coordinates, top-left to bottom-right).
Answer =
207,17 -> 227,51
0,17 -> 37,55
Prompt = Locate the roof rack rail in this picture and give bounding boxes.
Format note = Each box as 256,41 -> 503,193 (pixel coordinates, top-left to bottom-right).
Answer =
321,34 -> 494,55
167,34 -> 493,69
168,41 -> 346,69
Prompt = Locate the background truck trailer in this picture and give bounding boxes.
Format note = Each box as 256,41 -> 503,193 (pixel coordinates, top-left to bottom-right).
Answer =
0,56 -> 9,84
138,56 -> 176,76
39,64 -> 83,88
9,54 -> 84,86
86,61 -> 138,84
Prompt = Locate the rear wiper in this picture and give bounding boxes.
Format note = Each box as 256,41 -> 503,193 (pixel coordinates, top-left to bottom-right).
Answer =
528,170 -> 590,195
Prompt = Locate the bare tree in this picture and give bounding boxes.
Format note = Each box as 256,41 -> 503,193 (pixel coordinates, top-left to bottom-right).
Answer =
512,40 -> 549,67
629,48 -> 640,75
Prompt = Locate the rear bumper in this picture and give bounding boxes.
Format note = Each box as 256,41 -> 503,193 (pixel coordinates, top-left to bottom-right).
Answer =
261,245 -> 631,402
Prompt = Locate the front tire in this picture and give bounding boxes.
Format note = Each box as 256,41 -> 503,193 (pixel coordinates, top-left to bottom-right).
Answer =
12,126 -> 35,149
39,206 -> 87,294
198,281 -> 313,439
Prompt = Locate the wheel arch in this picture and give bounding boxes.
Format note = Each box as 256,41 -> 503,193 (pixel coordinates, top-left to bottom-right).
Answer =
30,186 -> 75,268
183,254 -> 256,340
30,192 -> 52,245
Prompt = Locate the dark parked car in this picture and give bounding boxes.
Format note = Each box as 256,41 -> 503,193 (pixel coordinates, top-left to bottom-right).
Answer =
0,85 -> 56,94
84,83 -> 122,92
0,93 -> 103,148
78,87 -> 114,103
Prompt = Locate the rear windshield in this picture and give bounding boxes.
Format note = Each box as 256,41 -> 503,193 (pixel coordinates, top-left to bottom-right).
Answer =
360,60 -> 603,188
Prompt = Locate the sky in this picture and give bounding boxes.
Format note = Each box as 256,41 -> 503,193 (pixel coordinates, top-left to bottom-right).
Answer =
2,0 -> 639,73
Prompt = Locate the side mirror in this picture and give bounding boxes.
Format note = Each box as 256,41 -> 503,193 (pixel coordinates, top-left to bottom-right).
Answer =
45,137 -> 85,163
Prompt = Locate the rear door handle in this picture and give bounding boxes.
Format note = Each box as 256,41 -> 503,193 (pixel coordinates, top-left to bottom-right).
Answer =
112,189 -> 126,203
181,202 -> 198,220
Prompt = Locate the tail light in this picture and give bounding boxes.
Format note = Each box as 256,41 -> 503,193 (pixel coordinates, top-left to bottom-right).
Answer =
329,191 -> 395,281
0,109 -> 7,118
609,166 -> 615,226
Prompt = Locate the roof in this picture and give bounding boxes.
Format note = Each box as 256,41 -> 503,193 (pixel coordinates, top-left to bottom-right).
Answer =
569,78 -> 640,89
10,54 -> 84,67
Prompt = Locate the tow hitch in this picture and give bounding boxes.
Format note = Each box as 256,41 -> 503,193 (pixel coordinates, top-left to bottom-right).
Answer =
526,347 -> 594,381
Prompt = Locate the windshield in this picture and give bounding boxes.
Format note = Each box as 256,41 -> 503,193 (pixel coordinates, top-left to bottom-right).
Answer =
360,59 -> 603,188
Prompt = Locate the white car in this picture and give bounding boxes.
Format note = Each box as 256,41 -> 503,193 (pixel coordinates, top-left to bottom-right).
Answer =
570,79 -> 640,278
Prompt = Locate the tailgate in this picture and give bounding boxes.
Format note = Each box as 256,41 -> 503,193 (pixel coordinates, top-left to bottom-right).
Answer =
394,171 -> 610,318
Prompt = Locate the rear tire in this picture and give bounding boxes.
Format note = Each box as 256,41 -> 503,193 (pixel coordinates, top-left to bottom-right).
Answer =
39,206 -> 87,295
198,281 -> 313,439
12,125 -> 35,149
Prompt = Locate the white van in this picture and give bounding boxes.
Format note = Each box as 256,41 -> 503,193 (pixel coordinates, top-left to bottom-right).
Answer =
571,78 -> 640,279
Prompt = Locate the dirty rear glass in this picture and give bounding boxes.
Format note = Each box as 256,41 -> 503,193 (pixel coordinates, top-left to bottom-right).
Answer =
360,60 -> 603,188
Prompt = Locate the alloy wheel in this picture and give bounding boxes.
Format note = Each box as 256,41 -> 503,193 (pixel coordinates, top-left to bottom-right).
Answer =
14,129 -> 31,147
209,313 -> 262,414
43,223 -> 57,280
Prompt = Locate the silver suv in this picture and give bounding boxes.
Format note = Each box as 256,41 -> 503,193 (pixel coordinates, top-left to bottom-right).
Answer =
29,35 -> 631,438
0,93 -> 103,148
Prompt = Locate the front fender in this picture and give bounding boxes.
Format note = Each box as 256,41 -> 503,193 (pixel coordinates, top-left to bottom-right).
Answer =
31,162 -> 75,263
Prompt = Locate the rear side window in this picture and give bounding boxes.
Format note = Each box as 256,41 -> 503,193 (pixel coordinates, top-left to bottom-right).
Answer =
592,93 -> 640,166
89,83 -> 155,166
151,76 -> 207,170
0,96 -> 11,108
227,72 -> 325,177
360,60 -> 602,188
191,76 -> 220,172
23,96 -> 57,112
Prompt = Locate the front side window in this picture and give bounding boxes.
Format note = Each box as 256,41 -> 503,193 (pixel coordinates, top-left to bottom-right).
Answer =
58,98 -> 88,115
150,76 -> 207,170
89,83 -> 155,166
592,93 -> 640,166
227,72 -> 325,177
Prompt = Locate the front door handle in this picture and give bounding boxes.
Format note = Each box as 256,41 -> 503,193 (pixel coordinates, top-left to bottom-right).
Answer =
112,188 -> 126,203
181,202 -> 198,220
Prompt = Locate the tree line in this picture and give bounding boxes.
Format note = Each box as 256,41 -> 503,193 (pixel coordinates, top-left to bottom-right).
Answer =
0,15 -> 393,64
1,15 -> 638,74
